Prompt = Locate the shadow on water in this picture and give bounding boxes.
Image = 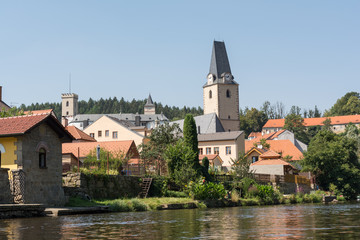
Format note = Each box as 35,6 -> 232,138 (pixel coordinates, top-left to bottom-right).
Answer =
1,203 -> 360,239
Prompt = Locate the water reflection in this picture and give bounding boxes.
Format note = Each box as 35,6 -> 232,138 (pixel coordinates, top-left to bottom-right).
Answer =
1,203 -> 360,239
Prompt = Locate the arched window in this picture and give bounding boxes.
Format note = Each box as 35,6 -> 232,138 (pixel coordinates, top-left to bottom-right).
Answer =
209,90 -> 212,99
66,101 -> 69,107
39,148 -> 47,168
226,90 -> 231,98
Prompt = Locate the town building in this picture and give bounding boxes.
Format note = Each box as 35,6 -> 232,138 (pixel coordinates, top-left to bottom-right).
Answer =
0,112 -> 73,206
198,131 -> 245,171
262,114 -> 360,134
0,86 -> 11,111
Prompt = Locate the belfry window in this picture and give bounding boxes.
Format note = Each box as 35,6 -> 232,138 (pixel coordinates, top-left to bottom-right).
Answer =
39,148 -> 47,168
209,90 -> 212,99
66,101 -> 69,107
226,90 -> 231,98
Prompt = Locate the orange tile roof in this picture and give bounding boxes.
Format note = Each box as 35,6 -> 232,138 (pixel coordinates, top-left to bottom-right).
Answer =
0,114 -> 49,136
62,140 -> 139,159
263,114 -> 360,128
251,159 -> 294,168
260,150 -> 281,159
270,129 -> 286,139
65,126 -> 96,142
24,109 -> 54,115
245,139 -> 303,160
199,154 -> 223,164
248,132 -> 262,138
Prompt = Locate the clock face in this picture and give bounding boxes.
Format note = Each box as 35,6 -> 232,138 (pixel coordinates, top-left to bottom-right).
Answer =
225,73 -> 231,81
207,74 -> 213,83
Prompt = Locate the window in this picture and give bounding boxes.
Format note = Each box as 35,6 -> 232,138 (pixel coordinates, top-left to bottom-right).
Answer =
98,131 -> 102,137
226,89 -> 231,98
209,90 -> 212,99
105,130 -> 109,137
66,101 -> 69,107
228,115 -> 230,119
252,156 -> 259,163
199,148 -> 203,155
66,111 -> 69,115
226,146 -> 231,155
214,147 -> 219,154
39,148 -> 46,168
90,133 -> 95,138
113,131 -> 118,139
206,147 -> 211,154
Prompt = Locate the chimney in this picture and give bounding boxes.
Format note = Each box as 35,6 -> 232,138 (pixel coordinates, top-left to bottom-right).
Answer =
135,115 -> 141,127
0,86 -> 2,101
62,116 -> 69,127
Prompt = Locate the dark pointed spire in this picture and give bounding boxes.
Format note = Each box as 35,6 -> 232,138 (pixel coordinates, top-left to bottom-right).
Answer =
145,94 -> 154,106
209,41 -> 232,80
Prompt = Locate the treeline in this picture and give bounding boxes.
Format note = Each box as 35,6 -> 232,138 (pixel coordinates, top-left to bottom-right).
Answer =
18,97 -> 204,121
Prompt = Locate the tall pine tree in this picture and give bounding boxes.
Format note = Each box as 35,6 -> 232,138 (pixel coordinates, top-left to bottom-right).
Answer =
183,114 -> 201,173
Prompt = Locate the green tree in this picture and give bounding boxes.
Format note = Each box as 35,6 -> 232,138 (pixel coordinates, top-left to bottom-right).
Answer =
324,92 -> 360,117
183,114 -> 201,173
0,107 -> 24,118
284,113 -> 310,144
231,152 -> 254,180
240,107 -> 268,137
301,130 -> 360,199
139,123 -> 181,174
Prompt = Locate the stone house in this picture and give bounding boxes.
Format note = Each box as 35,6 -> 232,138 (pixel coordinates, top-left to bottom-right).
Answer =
0,112 -> 73,206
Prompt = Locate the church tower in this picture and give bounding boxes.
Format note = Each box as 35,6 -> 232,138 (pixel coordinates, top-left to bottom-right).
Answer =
61,93 -> 78,124
203,41 -> 240,132
144,94 -> 156,115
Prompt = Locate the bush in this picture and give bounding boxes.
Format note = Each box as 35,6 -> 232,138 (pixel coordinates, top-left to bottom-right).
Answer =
108,200 -> 134,212
131,199 -> 149,211
189,179 -> 226,200
165,190 -> 188,198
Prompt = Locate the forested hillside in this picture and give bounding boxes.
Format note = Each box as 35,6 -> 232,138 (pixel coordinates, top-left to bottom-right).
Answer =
18,97 -> 203,121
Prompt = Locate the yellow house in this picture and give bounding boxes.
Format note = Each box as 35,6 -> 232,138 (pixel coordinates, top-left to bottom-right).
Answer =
198,131 -> 245,171
83,115 -> 147,146
0,137 -> 17,170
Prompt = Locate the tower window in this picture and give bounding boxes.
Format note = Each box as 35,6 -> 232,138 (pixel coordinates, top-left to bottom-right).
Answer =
66,101 -> 69,107
66,111 -> 69,116
228,115 -> 230,119
226,90 -> 231,98
209,90 -> 212,99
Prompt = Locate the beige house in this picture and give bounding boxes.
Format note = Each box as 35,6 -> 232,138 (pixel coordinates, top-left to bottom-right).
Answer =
198,131 -> 244,171
83,115 -> 147,146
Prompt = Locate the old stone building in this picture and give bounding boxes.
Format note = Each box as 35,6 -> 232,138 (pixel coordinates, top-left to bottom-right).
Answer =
203,41 -> 240,132
0,112 -> 73,206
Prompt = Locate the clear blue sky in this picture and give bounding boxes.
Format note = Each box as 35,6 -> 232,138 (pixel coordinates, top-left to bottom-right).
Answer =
1,1 -> 359,114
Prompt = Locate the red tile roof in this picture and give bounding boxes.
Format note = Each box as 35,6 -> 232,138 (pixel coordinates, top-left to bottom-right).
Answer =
62,140 -> 139,159
65,126 -> 96,142
245,139 -> 303,161
24,109 -> 54,115
260,150 -> 281,159
0,114 -> 49,136
199,154 -> 223,164
251,159 -> 294,167
248,132 -> 262,139
263,114 -> 360,128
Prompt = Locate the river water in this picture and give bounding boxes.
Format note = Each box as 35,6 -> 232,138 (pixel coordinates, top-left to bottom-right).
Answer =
1,203 -> 360,239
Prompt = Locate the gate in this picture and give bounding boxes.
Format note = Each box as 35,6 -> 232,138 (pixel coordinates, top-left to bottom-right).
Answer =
9,169 -> 25,204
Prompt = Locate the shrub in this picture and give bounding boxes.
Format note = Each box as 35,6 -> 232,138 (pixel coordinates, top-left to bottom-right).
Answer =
109,200 -> 134,212
337,195 -> 346,201
189,179 -> 226,200
165,190 -> 188,198
231,189 -> 240,202
131,199 -> 149,211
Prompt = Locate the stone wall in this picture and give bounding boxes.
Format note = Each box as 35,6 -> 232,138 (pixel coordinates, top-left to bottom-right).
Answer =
63,172 -> 142,200
0,168 -> 12,204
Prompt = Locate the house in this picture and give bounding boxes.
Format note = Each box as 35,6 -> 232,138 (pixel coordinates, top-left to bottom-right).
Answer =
0,112 -> 73,206
82,115 -> 147,146
198,131 -> 245,171
262,114 -> 360,134
65,126 -> 96,142
249,150 -> 298,175
62,140 -> 140,168
0,86 -> 11,111
62,93 -> 168,130
247,129 -> 307,152
199,154 -> 223,171
245,139 -> 304,162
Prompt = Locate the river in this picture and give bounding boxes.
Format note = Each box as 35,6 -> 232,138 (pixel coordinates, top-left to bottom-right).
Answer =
1,203 -> 360,239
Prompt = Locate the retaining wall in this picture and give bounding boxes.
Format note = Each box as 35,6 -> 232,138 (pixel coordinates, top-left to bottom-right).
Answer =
63,172 -> 142,200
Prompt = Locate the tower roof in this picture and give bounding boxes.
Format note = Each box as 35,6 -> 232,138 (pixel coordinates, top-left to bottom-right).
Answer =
209,41 -> 232,80
145,94 -> 154,106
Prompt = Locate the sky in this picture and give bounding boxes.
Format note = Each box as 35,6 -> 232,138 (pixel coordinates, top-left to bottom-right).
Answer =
1,1 -> 359,114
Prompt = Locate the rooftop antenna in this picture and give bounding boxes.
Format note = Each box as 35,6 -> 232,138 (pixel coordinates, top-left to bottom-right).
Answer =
69,73 -> 72,94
